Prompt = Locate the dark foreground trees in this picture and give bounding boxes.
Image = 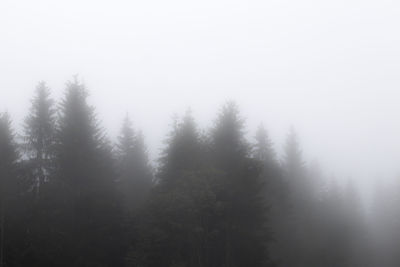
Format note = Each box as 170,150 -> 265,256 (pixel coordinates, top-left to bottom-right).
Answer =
0,79 -> 383,267
0,113 -> 20,267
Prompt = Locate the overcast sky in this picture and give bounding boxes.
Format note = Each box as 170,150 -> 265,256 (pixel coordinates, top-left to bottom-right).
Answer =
1,0 -> 400,186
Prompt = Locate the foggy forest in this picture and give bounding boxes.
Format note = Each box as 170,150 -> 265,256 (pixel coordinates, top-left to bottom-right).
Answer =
2,1 -> 400,267
0,79 -> 399,267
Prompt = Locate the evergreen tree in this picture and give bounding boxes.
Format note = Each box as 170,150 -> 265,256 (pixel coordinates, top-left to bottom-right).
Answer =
23,81 -> 56,196
128,111 -> 209,267
55,77 -> 125,266
211,102 -> 249,173
253,125 -> 289,267
282,127 -> 304,177
254,124 -> 276,164
116,116 -> 153,213
158,109 -> 203,184
19,83 -> 68,266
276,127 -> 314,267
210,102 -> 270,267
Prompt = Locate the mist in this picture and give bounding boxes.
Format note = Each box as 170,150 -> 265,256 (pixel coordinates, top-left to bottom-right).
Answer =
1,0 -> 400,266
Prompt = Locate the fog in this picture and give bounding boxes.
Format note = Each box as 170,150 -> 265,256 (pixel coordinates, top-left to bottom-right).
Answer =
2,0 -> 400,182
1,1 -> 400,266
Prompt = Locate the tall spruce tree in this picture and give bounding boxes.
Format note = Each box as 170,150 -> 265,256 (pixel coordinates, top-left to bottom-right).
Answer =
18,82 -> 57,266
23,81 -> 56,196
278,127 -> 330,267
272,127 -> 307,267
55,77 -> 124,266
210,102 -> 270,267
253,124 -> 288,267
128,111 -> 209,267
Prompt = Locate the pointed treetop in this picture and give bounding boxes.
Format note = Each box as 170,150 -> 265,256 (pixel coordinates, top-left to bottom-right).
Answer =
254,123 -> 276,163
0,112 -> 18,165
283,126 -> 304,175
24,81 -> 55,153
117,114 -> 135,153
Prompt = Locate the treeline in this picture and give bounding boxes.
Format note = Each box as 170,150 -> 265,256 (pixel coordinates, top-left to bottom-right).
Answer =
0,78 -> 395,267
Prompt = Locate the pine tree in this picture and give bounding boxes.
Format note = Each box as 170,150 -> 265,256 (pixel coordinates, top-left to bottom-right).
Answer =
276,127 -> 311,267
282,127 -> 312,205
116,116 -> 153,213
253,124 -> 289,267
254,124 -> 276,164
282,126 -> 304,177
55,77 -> 125,266
18,82 -> 63,266
210,102 -> 270,267
211,102 -> 249,173
158,109 -> 203,184
129,111 -> 208,267
23,81 -> 56,196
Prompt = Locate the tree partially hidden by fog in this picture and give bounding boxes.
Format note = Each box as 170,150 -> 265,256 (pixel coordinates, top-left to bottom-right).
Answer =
0,79 -> 398,267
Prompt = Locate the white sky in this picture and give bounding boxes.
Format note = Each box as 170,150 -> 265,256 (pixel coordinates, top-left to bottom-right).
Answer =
1,0 -> 400,186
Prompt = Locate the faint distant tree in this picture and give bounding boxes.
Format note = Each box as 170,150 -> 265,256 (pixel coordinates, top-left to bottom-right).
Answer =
276,127 -> 312,267
282,127 -> 304,177
342,180 -> 369,267
23,81 -> 56,197
254,124 -> 276,164
116,115 -> 153,213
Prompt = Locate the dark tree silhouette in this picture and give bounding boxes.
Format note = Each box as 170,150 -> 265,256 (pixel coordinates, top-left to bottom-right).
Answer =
158,110 -> 204,185
127,110 -> 210,267
23,81 -> 56,196
209,101 -> 271,267
55,77 -> 125,267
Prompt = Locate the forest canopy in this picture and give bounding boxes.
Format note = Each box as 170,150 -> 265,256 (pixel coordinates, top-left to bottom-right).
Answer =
0,79 -> 399,267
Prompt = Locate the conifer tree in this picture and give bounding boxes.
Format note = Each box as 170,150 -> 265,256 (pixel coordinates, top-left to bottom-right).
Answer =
116,116 -> 153,213
253,125 -> 288,267
55,77 -> 124,267
211,102 -> 249,173
128,111 -> 209,267
276,127 -> 311,267
17,82 -> 58,266
158,109 -> 203,184
254,124 -> 276,164
210,102 -> 270,267
282,127 -> 304,177
23,81 -> 56,196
